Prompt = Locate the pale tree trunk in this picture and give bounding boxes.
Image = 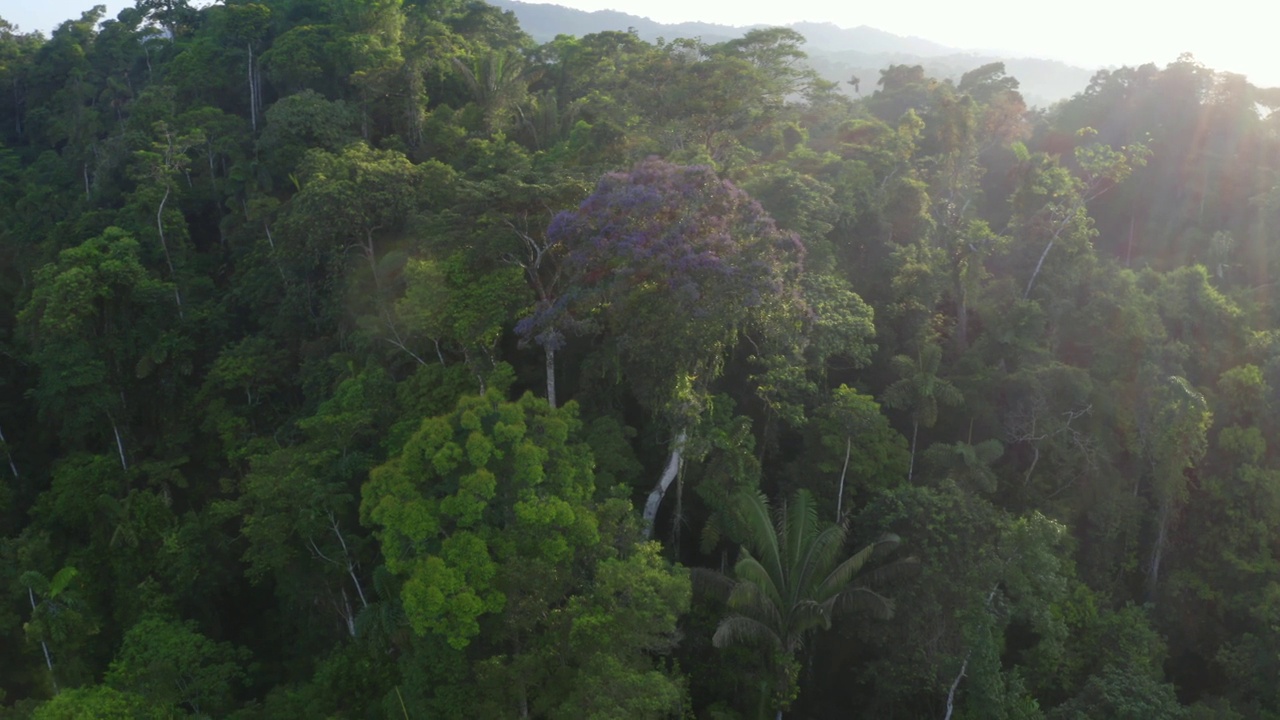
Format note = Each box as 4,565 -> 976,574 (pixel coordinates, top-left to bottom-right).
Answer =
1147,498 -> 1172,602
110,416 -> 129,472
908,420 -> 919,481
308,514 -> 370,637
1126,211 -> 1136,267
261,221 -> 287,281
836,436 -> 851,520
545,346 -> 557,409
329,513 -> 369,610
362,230 -> 381,292
642,430 -> 687,538
942,585 -> 997,719
0,423 -> 19,481
1024,202 -> 1086,300
339,587 -> 357,638
247,43 -> 256,132
943,653 -> 969,720
206,146 -> 227,248
28,587 -> 57,694
156,185 -> 184,317
1023,237 -> 1057,300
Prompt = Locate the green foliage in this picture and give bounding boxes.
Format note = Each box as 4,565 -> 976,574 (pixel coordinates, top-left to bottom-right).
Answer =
31,686 -> 167,720
799,384 -> 909,517
7,3 -> 1280,716
105,615 -> 249,716
362,391 -> 599,647
19,228 -> 179,446
1047,667 -> 1184,720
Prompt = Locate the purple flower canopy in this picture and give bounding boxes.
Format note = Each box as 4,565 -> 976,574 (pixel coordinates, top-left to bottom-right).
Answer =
520,158 -> 805,348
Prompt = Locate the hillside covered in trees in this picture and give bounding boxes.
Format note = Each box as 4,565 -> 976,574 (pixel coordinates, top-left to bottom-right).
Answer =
488,0 -> 1099,106
5,1 -> 1280,718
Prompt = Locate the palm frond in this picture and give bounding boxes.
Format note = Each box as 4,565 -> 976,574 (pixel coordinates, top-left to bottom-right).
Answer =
732,490 -> 784,585
690,566 -> 735,601
733,553 -> 785,612
857,554 -> 921,586
833,585 -> 896,620
790,598 -> 834,635
713,614 -> 783,652
727,581 -> 784,630
815,534 -> 898,598
783,490 -> 820,589
797,524 -> 849,600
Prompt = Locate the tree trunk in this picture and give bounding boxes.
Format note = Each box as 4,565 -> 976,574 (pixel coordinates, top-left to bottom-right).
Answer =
1022,444 -> 1040,486
247,43 -> 256,132
28,587 -> 57,694
340,587 -> 357,638
642,430 -> 687,538
943,653 -> 969,720
1023,238 -> 1056,299
110,417 -> 128,472
908,420 -> 919,481
207,147 -> 226,248
1126,211 -> 1136,267
545,346 -> 557,409
262,221 -> 287,281
836,436 -> 851,520
0,423 -> 19,481
156,185 -> 184,316
328,514 -> 369,610
1147,499 -> 1172,602
363,230 -> 381,292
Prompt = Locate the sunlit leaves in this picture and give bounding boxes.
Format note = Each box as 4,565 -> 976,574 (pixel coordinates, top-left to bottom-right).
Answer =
362,391 -> 598,648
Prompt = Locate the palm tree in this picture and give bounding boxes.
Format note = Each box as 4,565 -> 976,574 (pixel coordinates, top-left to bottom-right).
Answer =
451,48 -> 534,133
699,489 -> 900,719
882,342 -> 963,481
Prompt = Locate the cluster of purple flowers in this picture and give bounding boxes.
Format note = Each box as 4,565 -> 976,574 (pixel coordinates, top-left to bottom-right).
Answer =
519,158 -> 804,350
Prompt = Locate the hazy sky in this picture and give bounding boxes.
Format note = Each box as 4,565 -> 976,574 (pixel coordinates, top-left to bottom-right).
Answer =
7,0 -> 1278,87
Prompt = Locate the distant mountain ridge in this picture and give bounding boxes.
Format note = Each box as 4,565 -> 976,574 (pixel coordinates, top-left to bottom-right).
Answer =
491,0 -> 1099,106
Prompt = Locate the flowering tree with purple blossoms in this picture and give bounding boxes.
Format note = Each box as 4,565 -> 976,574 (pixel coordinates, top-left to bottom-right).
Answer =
520,158 -> 810,535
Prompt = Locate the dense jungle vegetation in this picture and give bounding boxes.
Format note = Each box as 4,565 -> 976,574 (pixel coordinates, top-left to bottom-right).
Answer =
4,1 -> 1280,717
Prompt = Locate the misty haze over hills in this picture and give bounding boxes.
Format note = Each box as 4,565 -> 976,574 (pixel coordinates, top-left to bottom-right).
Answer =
493,0 -> 1099,106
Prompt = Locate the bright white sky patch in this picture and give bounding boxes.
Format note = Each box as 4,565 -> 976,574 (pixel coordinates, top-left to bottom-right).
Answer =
6,0 -> 1277,87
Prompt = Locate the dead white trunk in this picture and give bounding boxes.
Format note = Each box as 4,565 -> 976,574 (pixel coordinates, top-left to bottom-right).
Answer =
642,430 -> 687,538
